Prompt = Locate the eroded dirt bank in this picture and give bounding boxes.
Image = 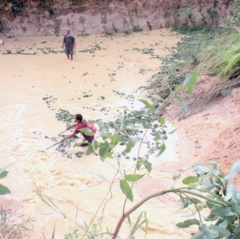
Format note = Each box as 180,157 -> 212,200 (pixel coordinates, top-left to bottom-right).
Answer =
0,0 -> 234,36
164,76 -> 240,185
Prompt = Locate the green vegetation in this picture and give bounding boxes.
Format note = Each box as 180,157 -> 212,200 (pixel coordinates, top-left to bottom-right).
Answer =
58,98 -> 240,239
0,163 -> 32,238
112,160 -> 240,239
147,27 -> 240,115
0,0 -> 24,15
149,27 -> 227,91
46,103 -> 169,160
39,0 -> 54,16
97,0 -> 110,9
224,0 -> 240,30
0,168 -> 10,195
144,0 -> 240,116
79,43 -> 103,54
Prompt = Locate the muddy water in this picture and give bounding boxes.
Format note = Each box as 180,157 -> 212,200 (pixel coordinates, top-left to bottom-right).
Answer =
0,30 -> 193,238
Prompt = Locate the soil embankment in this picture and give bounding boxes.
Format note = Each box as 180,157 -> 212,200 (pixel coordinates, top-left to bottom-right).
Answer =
0,0 -> 234,36
164,76 -> 240,185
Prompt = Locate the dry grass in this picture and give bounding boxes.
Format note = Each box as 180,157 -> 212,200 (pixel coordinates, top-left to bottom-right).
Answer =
0,203 -> 31,239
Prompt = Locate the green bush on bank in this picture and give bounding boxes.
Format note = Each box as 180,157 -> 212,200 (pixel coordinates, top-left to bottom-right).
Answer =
149,27 -> 229,98
149,26 -> 240,114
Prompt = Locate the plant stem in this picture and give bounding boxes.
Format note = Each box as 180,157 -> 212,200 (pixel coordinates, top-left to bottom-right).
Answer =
112,188 -> 229,239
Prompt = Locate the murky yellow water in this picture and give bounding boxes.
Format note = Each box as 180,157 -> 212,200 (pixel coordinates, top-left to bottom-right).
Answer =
0,30 -> 194,238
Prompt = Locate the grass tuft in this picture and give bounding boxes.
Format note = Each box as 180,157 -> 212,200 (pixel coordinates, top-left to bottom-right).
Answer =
0,203 -> 31,239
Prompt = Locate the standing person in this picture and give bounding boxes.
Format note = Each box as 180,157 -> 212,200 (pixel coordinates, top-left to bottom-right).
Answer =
60,114 -> 95,144
62,28 -> 76,60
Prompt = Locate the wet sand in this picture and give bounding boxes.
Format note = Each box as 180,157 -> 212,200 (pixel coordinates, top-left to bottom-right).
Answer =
0,30 -> 194,238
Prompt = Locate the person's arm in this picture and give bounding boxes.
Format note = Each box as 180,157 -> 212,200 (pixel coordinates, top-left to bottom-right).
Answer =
73,37 -> 76,49
61,131 -> 77,142
62,36 -> 65,49
66,123 -> 77,130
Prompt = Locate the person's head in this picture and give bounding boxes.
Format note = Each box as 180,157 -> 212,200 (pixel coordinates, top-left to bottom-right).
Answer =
75,114 -> 83,123
66,28 -> 71,35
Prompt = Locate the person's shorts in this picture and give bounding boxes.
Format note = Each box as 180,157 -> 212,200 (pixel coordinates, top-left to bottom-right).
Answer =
83,135 -> 94,143
65,49 -> 73,55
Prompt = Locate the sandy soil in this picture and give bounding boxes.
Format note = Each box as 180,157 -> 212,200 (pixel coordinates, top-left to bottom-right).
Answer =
164,75 -> 240,184
0,30 -> 239,239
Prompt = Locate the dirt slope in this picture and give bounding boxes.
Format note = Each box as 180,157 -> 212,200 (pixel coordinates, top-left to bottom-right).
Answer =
164,76 -> 240,184
0,0 -> 234,36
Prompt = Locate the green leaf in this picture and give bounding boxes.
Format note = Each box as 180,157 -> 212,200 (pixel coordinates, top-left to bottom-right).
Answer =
187,85 -> 194,94
99,142 -> 110,159
191,231 -> 204,239
180,197 -> 192,209
136,160 -> 143,170
212,207 -> 236,217
157,117 -> 165,126
139,99 -> 156,111
125,174 -> 144,182
175,95 -> 188,112
74,141 -> 90,147
112,133 -> 120,147
210,225 -> 231,237
101,151 -> 113,160
0,184 -> 11,195
125,137 -> 139,153
218,219 -> 228,229
159,97 -> 169,104
182,176 -> 199,185
168,128 -> 177,134
79,128 -> 93,136
92,140 -> 99,149
193,164 -> 209,176
143,160 -> 152,173
119,114 -> 124,130
102,132 -> 113,140
0,161 -> 17,176
233,224 -> 240,233
0,170 -> 8,179
224,184 -> 237,202
200,224 -> 218,238
209,166 -> 220,176
224,160 -> 240,180
120,180 -> 133,202
210,176 -> 221,187
154,133 -> 161,141
190,198 -> 202,204
177,219 -> 200,228
175,85 -> 184,92
130,211 -> 147,236
157,143 -> 166,156
184,70 -> 198,87
86,144 -> 94,155
206,200 -> 223,210
95,174 -> 109,183
127,215 -> 132,230
221,90 -> 229,97
173,173 -> 180,181
205,213 -> 217,222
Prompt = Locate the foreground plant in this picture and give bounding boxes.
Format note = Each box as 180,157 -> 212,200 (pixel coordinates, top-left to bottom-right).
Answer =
149,27 -> 240,115
0,164 -> 12,195
0,162 -> 31,239
81,95 -> 239,238
0,205 -> 31,239
112,160 -> 240,239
